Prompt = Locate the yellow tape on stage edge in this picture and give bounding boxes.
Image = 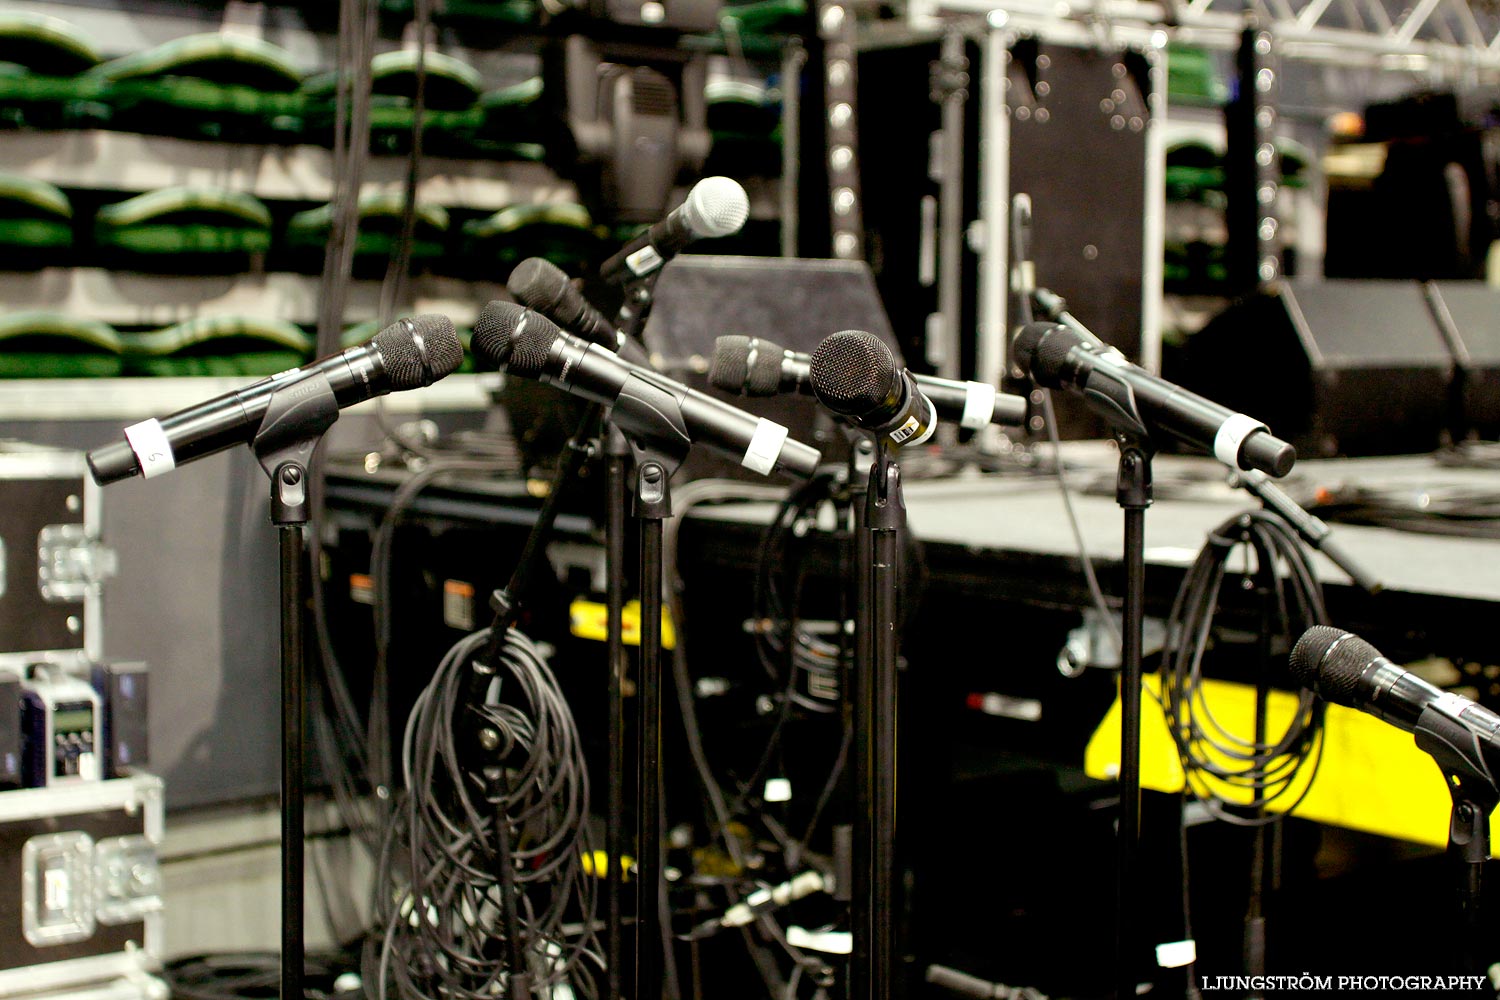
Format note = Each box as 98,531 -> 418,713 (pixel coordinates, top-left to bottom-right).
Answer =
569,598 -> 676,650
1084,674 -> 1492,855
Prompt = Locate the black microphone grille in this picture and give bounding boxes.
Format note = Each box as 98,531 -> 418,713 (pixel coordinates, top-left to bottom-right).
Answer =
375,314 -> 463,390
1011,322 -> 1076,385
472,300 -> 525,369
1289,625 -> 1373,706
507,257 -> 570,311
506,308 -> 562,378
809,329 -> 895,415
710,336 -> 752,394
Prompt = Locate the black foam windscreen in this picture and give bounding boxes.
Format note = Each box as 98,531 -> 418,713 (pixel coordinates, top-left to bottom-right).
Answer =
373,315 -> 463,389
809,330 -> 896,415
1289,626 -> 1372,707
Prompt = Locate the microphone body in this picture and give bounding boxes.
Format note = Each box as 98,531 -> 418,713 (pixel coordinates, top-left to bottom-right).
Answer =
711,335 -> 1025,430
598,177 -> 750,284
1291,626 -> 1500,744
1012,322 -> 1296,477
474,305 -> 820,479
808,330 -> 937,449
88,316 -> 462,485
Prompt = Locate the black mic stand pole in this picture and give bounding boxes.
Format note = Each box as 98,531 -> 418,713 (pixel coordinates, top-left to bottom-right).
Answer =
851,438 -> 905,1000
604,424 -> 629,1000
249,376 -> 342,1000
609,380 -> 692,1000
1113,433 -> 1153,1000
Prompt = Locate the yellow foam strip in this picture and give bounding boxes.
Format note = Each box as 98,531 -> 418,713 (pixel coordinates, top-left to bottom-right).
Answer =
1085,675 -> 1490,854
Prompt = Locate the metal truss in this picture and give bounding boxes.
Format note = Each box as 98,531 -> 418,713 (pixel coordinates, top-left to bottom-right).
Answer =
908,0 -> 1500,72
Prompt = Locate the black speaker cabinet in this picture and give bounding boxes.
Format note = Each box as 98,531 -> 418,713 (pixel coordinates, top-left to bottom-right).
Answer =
1426,280 -> 1500,440
1177,280 -> 1454,458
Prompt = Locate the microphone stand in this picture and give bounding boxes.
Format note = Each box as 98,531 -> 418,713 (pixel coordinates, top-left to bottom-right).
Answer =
1415,708 -> 1500,976
851,438 -> 905,1000
1114,433 -> 1154,1000
608,377 -> 693,1000
249,375 -> 342,1000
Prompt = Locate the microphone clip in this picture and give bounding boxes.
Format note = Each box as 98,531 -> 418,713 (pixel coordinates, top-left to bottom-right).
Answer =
251,371 -> 341,525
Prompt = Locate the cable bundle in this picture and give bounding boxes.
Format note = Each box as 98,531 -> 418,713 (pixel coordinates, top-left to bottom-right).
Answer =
1158,509 -> 1327,824
367,627 -> 602,1000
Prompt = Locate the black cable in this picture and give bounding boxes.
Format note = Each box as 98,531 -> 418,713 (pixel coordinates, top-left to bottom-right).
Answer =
1008,199 -> 1123,655
1159,509 -> 1328,825
368,627 -> 602,1000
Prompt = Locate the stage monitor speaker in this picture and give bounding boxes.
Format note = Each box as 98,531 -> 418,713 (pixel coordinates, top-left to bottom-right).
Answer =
1425,281 -> 1500,440
1176,280 -> 1454,458
642,254 -> 900,480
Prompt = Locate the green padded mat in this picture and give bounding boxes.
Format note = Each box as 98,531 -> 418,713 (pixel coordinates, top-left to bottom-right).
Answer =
718,0 -> 807,40
90,33 -> 302,91
0,12 -> 101,75
0,15 -> 107,130
87,33 -> 305,142
123,315 -> 312,377
301,49 -> 492,154
302,49 -> 482,111
0,175 -> 73,259
462,202 -> 601,275
95,187 -> 273,262
1166,43 -> 1228,107
286,193 -> 451,275
0,311 -> 123,378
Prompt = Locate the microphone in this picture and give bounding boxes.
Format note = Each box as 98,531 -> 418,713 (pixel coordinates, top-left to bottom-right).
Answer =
807,330 -> 937,449
1290,625 -> 1500,762
711,335 -> 1027,431
471,302 -> 820,479
599,176 -> 750,284
1011,322 -> 1296,477
87,315 -> 463,485
507,257 -> 652,367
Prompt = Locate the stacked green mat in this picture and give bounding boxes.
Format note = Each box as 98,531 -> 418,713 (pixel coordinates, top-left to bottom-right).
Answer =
0,311 -> 124,378
122,315 -> 311,377
0,312 -> 324,379
459,202 -> 602,280
87,33 -> 305,144
304,49 -> 476,155
285,192 -> 451,277
0,17 -> 548,157
0,12 -> 106,131
94,187 -> 272,273
0,175 -> 73,269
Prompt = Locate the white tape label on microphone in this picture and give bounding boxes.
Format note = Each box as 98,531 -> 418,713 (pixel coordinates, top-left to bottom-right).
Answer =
1212,412 -> 1267,469
742,418 -> 789,476
123,419 -> 176,479
626,245 -> 664,277
960,381 -> 997,430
